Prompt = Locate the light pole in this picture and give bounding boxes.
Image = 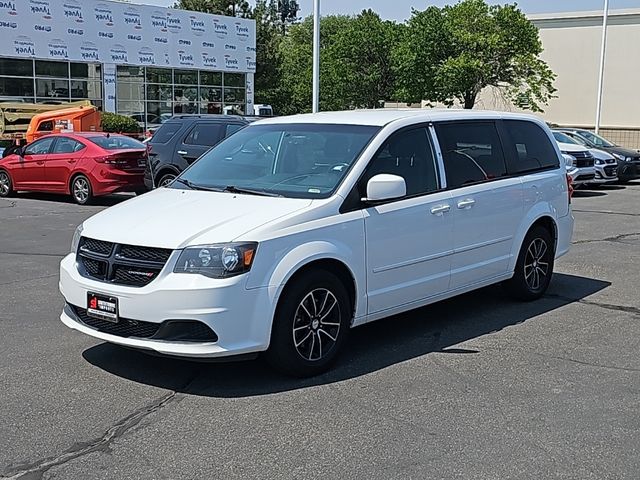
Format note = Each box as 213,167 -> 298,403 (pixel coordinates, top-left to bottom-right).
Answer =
312,0 -> 320,113
594,0 -> 609,134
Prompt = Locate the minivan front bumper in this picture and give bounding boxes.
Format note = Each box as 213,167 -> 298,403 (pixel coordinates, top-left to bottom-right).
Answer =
59,253 -> 275,358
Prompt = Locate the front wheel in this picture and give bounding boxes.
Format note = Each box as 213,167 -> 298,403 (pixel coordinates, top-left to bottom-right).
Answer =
71,175 -> 93,205
0,170 -> 14,197
266,270 -> 352,377
157,173 -> 176,188
504,225 -> 555,301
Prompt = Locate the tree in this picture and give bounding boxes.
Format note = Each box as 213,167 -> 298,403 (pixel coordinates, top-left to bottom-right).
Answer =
173,0 -> 252,17
277,0 -> 300,34
394,0 -> 556,111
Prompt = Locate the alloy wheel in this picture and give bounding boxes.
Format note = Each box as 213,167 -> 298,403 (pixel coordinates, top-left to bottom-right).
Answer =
0,171 -> 10,196
73,177 -> 90,203
524,238 -> 550,291
292,288 -> 341,361
159,175 -> 176,187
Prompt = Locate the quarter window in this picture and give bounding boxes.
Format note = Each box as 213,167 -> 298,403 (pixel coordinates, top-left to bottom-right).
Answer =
24,137 -> 55,155
502,120 -> 559,173
184,123 -> 224,147
435,122 -> 507,189
361,127 -> 439,197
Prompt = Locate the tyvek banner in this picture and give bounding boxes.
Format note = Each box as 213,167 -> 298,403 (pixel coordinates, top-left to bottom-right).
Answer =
0,0 -> 256,73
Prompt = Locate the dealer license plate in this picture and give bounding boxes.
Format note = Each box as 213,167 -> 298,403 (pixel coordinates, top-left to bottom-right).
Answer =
87,292 -> 119,324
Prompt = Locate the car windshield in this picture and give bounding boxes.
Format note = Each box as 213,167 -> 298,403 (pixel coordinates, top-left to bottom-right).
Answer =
88,136 -> 146,150
553,132 -> 579,145
174,123 -> 380,199
577,130 -> 615,148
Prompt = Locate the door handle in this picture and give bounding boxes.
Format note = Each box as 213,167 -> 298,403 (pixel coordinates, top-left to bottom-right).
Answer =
457,198 -> 476,209
430,204 -> 451,216
177,150 -> 188,156
36,161 -> 44,165
67,159 -> 76,164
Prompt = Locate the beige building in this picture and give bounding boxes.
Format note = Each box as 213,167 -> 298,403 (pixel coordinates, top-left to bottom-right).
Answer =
478,8 -> 640,148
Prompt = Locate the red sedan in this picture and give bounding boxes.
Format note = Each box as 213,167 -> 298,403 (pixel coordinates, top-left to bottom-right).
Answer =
0,133 -> 148,205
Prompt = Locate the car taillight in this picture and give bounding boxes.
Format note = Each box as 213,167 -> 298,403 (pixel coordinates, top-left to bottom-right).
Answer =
566,174 -> 574,204
95,156 -> 127,166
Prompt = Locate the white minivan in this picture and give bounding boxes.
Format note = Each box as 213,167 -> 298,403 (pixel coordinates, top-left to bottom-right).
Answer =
59,110 -> 574,376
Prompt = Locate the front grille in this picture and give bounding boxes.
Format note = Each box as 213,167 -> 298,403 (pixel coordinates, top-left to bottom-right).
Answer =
575,158 -> 595,168
71,305 -> 161,338
570,151 -> 592,159
604,166 -> 617,177
78,237 -> 172,287
576,173 -> 596,181
69,304 -> 218,342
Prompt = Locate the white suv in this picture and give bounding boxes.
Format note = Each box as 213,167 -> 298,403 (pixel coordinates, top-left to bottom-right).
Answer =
59,110 -> 574,376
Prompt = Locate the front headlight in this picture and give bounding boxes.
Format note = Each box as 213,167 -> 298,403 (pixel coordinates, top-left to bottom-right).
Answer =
595,159 -> 604,165
71,224 -> 83,253
625,156 -> 632,162
174,242 -> 258,278
612,152 -> 625,161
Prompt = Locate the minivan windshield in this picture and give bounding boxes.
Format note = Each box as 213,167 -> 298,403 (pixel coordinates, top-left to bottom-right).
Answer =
577,130 -> 615,148
553,131 -> 579,145
174,123 -> 380,199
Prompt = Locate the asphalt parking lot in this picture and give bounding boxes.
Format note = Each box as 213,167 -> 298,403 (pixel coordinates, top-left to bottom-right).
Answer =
1,183 -> 639,480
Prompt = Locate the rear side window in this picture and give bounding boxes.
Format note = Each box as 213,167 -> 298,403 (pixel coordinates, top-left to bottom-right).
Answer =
151,122 -> 182,144
435,122 -> 507,189
502,120 -> 559,173
52,137 -> 85,154
225,123 -> 245,137
184,123 -> 224,146
88,136 -> 145,150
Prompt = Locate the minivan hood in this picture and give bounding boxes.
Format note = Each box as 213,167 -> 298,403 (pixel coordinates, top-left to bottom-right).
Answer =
81,188 -> 313,249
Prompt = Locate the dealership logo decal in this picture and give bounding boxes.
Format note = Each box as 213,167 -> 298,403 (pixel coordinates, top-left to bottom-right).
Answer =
167,13 -> 181,33
94,4 -> 113,26
178,50 -> 194,66
14,36 -> 35,56
63,1 -> 83,23
0,1 -> 17,15
138,47 -> 155,65
35,24 -> 52,32
151,11 -> 167,32
30,0 -> 51,19
80,42 -> 99,61
48,39 -> 69,59
124,8 -> 142,29
224,55 -> 239,70
110,44 -> 128,63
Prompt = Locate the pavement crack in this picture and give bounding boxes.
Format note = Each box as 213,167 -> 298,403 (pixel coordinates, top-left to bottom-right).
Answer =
0,200 -> 16,208
572,232 -> 640,245
532,352 -> 640,373
0,274 -> 58,286
573,209 -> 640,217
0,252 -> 66,258
1,381 -> 193,480
545,293 -> 640,317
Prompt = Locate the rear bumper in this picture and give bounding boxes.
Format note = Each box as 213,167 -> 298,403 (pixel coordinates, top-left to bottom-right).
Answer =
556,211 -> 574,259
90,169 -> 146,195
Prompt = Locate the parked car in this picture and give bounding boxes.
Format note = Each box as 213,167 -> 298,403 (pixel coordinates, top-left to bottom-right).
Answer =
552,131 -> 617,184
554,140 -> 596,186
556,128 -> 639,182
0,133 -> 148,204
144,114 -> 251,190
59,110 -> 574,377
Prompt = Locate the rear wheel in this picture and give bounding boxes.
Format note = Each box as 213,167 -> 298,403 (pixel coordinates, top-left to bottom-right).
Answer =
157,173 -> 176,188
0,170 -> 13,197
504,225 -> 555,301
266,270 -> 351,377
71,174 -> 93,205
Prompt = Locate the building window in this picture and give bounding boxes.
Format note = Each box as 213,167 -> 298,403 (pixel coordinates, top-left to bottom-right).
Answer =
0,77 -> 34,98
0,58 -> 33,77
35,60 -> 69,78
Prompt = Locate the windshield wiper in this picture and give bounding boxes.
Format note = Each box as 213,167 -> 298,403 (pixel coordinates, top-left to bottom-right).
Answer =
174,178 -> 224,192
223,185 -> 283,197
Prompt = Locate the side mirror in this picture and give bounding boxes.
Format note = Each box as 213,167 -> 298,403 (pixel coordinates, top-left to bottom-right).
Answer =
364,174 -> 406,202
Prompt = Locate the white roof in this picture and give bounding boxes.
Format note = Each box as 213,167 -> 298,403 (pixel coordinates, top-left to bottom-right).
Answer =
254,109 -> 543,127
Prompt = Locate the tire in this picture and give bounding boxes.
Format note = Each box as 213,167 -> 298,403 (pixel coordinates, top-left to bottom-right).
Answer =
70,174 -> 93,205
504,225 -> 555,301
157,173 -> 176,188
266,270 -> 352,377
0,170 -> 14,197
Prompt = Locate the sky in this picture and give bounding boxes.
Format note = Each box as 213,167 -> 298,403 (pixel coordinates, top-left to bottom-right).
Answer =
147,0 -> 639,20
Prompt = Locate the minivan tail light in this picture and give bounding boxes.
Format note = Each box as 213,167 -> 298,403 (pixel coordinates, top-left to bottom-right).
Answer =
566,174 -> 574,204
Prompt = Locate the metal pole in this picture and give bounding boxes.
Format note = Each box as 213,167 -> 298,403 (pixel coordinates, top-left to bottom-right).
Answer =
595,0 -> 609,134
312,0 -> 320,113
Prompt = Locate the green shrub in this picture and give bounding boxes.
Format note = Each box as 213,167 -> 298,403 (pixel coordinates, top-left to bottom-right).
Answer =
100,111 -> 141,133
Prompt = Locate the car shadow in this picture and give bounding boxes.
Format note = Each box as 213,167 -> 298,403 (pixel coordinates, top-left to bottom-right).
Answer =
573,190 -> 607,198
82,273 -> 610,397
15,192 -> 134,206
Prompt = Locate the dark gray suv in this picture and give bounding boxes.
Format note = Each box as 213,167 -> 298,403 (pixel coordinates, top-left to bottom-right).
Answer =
144,115 -> 251,189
